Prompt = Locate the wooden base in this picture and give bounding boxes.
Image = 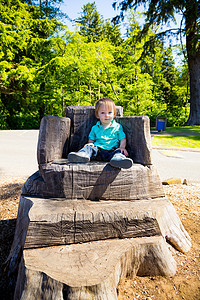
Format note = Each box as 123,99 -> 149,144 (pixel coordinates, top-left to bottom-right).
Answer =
7,175 -> 191,299
14,237 -> 176,300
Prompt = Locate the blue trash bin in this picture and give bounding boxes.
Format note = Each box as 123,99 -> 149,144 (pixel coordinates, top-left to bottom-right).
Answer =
157,120 -> 165,131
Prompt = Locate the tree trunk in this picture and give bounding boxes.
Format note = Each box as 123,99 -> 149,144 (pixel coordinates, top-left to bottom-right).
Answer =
186,49 -> 200,125
185,0 -> 200,125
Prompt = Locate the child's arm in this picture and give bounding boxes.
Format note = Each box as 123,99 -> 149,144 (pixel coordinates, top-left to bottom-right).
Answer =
117,138 -> 128,156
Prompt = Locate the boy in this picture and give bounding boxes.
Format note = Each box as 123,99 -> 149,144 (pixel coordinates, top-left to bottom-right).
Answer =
68,98 -> 133,169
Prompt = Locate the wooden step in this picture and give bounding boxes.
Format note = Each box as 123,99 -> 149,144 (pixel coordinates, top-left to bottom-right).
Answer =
24,196 -> 162,249
9,195 -> 191,252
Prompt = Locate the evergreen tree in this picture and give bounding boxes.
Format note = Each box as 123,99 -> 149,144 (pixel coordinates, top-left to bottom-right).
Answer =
22,0 -> 64,19
76,2 -> 104,42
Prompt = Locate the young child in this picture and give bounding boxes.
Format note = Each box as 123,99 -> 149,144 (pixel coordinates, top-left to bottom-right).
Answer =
68,98 -> 133,169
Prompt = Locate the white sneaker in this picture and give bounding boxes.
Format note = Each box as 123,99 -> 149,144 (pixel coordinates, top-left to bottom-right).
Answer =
68,152 -> 90,163
109,153 -> 133,169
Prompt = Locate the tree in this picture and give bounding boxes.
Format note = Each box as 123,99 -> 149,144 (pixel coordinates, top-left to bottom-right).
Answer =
76,2 -> 104,42
113,0 -> 200,125
102,20 -> 122,46
0,0 -> 62,128
22,0 -> 64,19
76,2 -> 122,46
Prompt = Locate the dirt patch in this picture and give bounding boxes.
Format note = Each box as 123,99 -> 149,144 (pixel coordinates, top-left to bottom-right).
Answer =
0,178 -> 199,299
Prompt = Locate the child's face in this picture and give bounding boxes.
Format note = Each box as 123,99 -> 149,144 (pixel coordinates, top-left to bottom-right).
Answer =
97,104 -> 115,127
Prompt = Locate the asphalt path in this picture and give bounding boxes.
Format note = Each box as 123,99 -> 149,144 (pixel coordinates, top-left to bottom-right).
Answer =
0,130 -> 39,179
0,130 -> 199,183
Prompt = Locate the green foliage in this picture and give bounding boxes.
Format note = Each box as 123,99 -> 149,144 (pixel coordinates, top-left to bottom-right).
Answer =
76,2 -> 122,46
76,2 -> 104,42
0,1 -> 192,129
113,0 -> 200,125
0,0 -> 63,128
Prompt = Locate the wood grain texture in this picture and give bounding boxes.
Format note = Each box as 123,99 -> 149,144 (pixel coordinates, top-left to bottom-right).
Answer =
8,108 -> 192,300
24,197 -> 162,249
37,115 -> 71,165
37,109 -> 151,167
14,237 -> 176,300
116,116 -> 152,165
7,196 -> 191,266
23,163 -> 164,200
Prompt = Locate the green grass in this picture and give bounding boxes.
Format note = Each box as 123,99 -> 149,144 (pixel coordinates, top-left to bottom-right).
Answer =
152,134 -> 200,149
151,125 -> 200,148
165,126 -> 200,133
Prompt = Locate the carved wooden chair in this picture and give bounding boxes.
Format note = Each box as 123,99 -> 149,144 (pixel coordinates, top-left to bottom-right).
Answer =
10,106 -> 191,299
23,106 -> 164,200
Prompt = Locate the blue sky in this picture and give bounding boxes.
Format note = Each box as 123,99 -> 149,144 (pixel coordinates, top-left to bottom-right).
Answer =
60,0 -> 182,37
60,0 -> 119,30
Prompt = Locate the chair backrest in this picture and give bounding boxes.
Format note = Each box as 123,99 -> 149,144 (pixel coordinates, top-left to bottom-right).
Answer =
66,106 -> 123,153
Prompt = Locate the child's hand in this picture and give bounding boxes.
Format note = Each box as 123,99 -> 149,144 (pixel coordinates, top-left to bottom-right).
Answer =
85,142 -> 94,147
117,148 -> 128,156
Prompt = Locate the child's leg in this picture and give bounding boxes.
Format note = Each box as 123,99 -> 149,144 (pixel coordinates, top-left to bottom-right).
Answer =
109,150 -> 133,169
68,146 -> 98,163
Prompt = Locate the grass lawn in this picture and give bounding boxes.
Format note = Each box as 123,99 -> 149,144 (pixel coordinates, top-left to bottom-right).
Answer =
152,135 -> 200,149
165,126 -> 200,133
151,126 -> 200,149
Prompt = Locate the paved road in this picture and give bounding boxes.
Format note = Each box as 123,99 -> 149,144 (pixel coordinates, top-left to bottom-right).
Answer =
152,149 -> 200,183
0,130 -> 39,179
0,130 -> 199,183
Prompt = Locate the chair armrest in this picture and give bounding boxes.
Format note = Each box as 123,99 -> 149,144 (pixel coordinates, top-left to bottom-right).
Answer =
37,115 -> 71,165
116,116 -> 152,165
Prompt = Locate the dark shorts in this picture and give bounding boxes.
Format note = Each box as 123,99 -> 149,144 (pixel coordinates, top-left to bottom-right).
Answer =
79,145 -> 122,162
94,147 -> 121,162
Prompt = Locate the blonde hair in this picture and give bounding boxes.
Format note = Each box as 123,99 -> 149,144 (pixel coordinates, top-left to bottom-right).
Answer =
95,98 -> 116,118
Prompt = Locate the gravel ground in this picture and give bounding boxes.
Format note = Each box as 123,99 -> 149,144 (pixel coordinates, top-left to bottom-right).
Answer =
0,177 -> 199,300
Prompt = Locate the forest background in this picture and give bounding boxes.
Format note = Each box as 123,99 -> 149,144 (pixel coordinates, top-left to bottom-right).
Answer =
0,0 -> 197,129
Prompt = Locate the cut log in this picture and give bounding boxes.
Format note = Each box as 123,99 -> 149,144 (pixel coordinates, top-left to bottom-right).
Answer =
14,237 -> 176,300
23,197 -> 190,252
7,108 -> 191,300
36,111 -> 152,174
23,163 -> 164,200
7,195 -> 191,282
23,197 -> 162,249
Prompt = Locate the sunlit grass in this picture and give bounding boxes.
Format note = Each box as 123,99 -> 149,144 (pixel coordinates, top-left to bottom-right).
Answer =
165,126 -> 200,133
152,135 -> 200,149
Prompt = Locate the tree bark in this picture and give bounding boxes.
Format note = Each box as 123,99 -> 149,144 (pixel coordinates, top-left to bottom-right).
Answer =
185,51 -> 200,125
185,0 -> 200,125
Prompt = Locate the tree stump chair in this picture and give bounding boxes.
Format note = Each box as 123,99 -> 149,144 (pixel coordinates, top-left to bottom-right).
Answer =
23,106 -> 164,200
7,106 -> 191,300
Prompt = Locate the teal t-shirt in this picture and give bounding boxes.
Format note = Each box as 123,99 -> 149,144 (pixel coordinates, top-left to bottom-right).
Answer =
88,120 -> 126,151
